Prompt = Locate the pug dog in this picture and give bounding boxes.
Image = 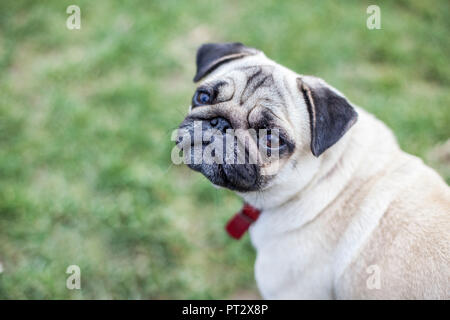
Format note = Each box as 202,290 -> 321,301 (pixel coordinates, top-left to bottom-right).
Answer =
176,43 -> 450,299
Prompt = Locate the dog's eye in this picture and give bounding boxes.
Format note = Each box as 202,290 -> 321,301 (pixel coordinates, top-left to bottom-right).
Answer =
198,92 -> 210,104
262,130 -> 286,150
266,133 -> 273,148
193,91 -> 212,107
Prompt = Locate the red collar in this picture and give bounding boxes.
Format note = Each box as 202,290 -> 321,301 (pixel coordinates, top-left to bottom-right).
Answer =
225,203 -> 261,239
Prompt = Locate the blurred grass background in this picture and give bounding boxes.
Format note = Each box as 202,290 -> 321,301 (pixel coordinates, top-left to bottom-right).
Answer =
0,0 -> 448,299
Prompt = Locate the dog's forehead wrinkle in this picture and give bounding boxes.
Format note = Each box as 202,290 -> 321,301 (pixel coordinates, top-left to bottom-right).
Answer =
237,70 -> 283,108
240,76 -> 276,106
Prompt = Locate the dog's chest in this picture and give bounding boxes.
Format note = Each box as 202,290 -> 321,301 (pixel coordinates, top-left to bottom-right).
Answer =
249,219 -> 334,299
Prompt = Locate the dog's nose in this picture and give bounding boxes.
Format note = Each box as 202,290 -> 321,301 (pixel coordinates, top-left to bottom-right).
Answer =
209,117 -> 231,133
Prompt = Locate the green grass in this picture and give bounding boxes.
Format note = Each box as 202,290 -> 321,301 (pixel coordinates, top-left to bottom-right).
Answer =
0,0 -> 448,299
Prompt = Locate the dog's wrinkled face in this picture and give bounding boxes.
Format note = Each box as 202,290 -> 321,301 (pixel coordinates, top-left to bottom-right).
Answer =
176,42 -> 357,193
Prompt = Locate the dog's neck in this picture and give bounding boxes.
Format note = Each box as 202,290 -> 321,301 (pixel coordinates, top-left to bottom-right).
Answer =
240,127 -> 352,210
239,108 -> 395,233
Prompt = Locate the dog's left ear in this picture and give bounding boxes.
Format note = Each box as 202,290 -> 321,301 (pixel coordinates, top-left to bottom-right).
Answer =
193,42 -> 259,82
297,77 -> 358,157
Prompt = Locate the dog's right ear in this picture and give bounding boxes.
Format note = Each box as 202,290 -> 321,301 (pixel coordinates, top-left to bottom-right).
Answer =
297,77 -> 358,157
194,42 -> 259,82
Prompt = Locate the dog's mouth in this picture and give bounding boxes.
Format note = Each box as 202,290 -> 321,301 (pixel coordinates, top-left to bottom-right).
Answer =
187,160 -> 259,192
176,119 -> 265,192
183,141 -> 260,192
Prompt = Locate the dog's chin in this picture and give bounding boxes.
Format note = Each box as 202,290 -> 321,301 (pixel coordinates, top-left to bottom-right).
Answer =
188,163 -> 260,192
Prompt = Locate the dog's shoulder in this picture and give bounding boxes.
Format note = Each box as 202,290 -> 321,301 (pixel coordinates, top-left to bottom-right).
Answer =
335,155 -> 450,299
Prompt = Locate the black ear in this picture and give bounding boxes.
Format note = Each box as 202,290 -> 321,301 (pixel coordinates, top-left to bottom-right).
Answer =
193,42 -> 259,82
297,78 -> 358,157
